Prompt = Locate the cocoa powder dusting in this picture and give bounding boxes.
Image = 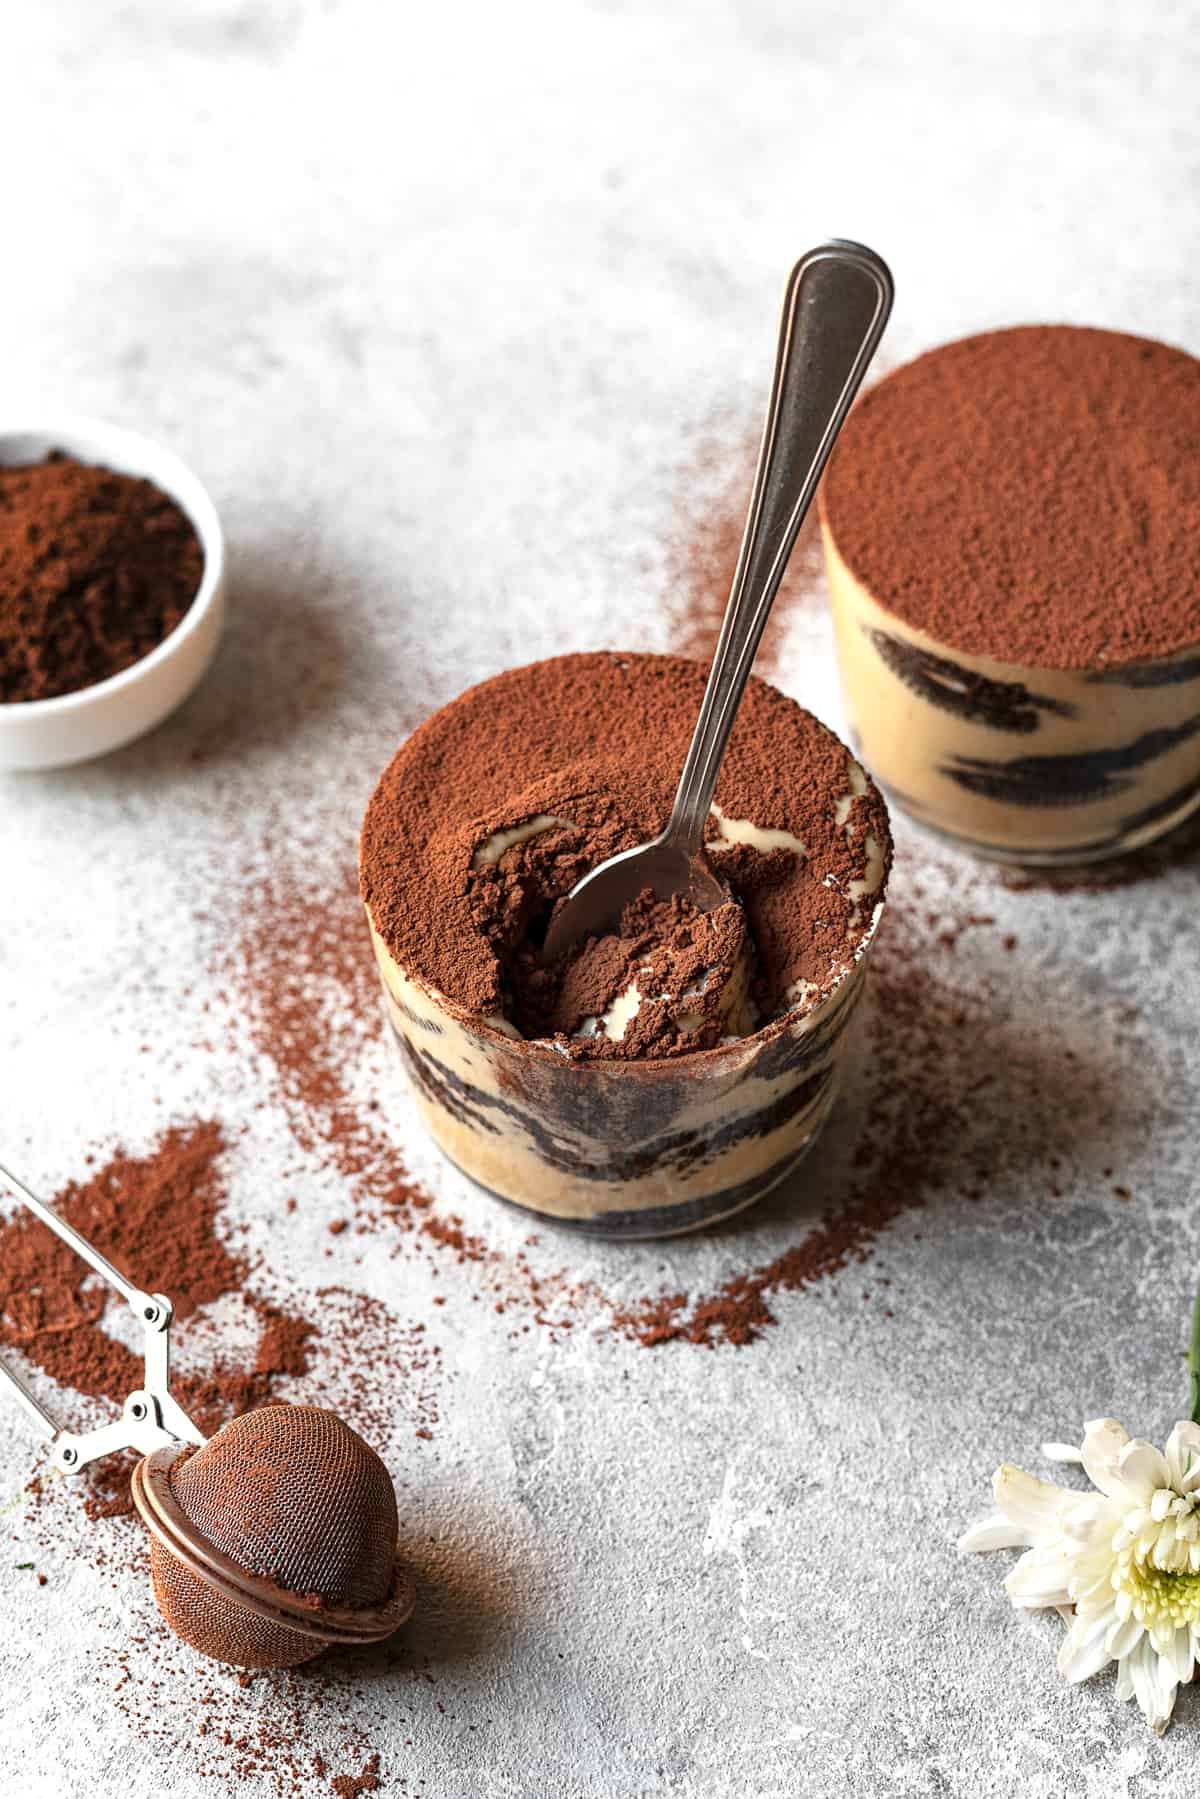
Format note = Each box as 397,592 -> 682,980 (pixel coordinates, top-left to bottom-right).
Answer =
360,651 -> 889,1026
822,325 -> 1200,668
0,452 -> 204,702
611,860 -> 1101,1347
665,426 -> 823,668
331,1753 -> 382,1797
0,1122 -> 314,1513
228,855 -> 589,1332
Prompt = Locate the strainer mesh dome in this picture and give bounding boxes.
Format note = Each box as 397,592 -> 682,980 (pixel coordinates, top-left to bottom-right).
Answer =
148,1404 -> 398,1669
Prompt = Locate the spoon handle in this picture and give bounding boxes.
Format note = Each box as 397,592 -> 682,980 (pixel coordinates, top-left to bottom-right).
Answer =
661,240 -> 893,852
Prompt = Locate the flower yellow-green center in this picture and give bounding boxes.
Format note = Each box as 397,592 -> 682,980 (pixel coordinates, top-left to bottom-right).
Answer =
1117,1560 -> 1200,1629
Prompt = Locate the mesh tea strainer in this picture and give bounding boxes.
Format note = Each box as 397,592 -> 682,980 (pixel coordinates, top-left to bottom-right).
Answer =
0,1161 -> 415,1669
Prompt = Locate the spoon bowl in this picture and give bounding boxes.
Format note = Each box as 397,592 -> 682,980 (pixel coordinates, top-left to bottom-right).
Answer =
540,833 -> 728,961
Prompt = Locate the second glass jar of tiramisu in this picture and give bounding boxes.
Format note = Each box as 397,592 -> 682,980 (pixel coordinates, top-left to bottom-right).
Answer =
820,326 -> 1200,864
359,652 -> 891,1238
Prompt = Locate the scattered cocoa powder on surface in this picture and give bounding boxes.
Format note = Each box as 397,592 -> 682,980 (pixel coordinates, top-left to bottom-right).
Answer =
664,427 -> 823,668
317,1287 -> 444,1442
225,845 -> 1020,1359
227,854 -> 589,1334
995,802 -> 1200,893
106,1637 -> 400,1797
360,651 -> 889,1024
331,1752 -> 382,1797
232,860 -> 433,1223
0,1121 -> 241,1402
0,451 -> 204,702
611,900 -> 972,1345
230,810 -> 1119,1361
821,325 -> 1200,668
0,1122 -> 314,1514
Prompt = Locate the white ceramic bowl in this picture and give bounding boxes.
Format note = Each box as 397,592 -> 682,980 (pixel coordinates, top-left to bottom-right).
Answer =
0,418 -> 226,771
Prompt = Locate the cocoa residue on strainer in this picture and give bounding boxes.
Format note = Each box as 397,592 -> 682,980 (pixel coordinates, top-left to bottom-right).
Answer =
136,1405 -> 411,1671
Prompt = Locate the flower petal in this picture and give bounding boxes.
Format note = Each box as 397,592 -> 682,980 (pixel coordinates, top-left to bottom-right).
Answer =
1058,1607 -> 1116,1683
1043,1441 -> 1083,1464
1106,1612 -> 1144,1660
1072,1565 -> 1116,1607
1062,1496 -> 1118,1538
1080,1419 -> 1131,1499
992,1464 -> 1073,1536
1116,1439 -> 1170,1501
1164,1422 -> 1200,1492
959,1512 -> 1029,1554
1164,1624 -> 1196,1685
1127,1633 -> 1178,1734
1005,1545 -> 1074,1609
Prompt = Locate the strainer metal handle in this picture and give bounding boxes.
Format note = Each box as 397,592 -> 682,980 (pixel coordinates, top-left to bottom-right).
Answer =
132,1446 -> 418,1645
0,1159 -> 206,1473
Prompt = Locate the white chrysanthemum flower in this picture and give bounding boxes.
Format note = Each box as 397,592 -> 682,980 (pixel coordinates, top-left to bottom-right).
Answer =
960,1417 -> 1200,1733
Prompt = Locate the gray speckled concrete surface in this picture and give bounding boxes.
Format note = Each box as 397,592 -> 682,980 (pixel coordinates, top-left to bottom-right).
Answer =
2,3 -> 1200,1794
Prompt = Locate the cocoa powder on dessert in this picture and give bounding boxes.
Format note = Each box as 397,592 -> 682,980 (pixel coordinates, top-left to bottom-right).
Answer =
360,651 -> 890,1040
0,451 -> 203,703
821,326 -> 1200,668
522,889 -> 753,1056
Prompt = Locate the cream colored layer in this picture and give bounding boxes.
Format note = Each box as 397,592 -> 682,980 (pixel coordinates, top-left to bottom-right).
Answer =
823,524 -> 1200,860
365,914 -> 874,1230
471,814 -> 573,868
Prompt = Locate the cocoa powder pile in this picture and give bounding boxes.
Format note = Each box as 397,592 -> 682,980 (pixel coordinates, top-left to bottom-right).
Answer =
0,1121 -> 314,1512
0,451 -> 203,702
821,325 -> 1200,668
360,650 -> 890,1043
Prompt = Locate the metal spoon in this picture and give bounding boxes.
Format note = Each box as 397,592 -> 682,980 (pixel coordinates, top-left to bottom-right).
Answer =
541,239 -> 893,964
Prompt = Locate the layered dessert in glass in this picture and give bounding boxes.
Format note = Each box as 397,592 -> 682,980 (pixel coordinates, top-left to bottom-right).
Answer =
359,652 -> 891,1237
820,326 -> 1200,863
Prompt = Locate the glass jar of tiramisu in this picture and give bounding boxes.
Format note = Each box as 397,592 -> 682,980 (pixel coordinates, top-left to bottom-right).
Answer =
359,652 -> 891,1238
820,326 -> 1200,864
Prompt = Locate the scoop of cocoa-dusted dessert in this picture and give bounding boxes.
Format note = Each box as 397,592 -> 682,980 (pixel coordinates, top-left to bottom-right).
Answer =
511,888 -> 756,1059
